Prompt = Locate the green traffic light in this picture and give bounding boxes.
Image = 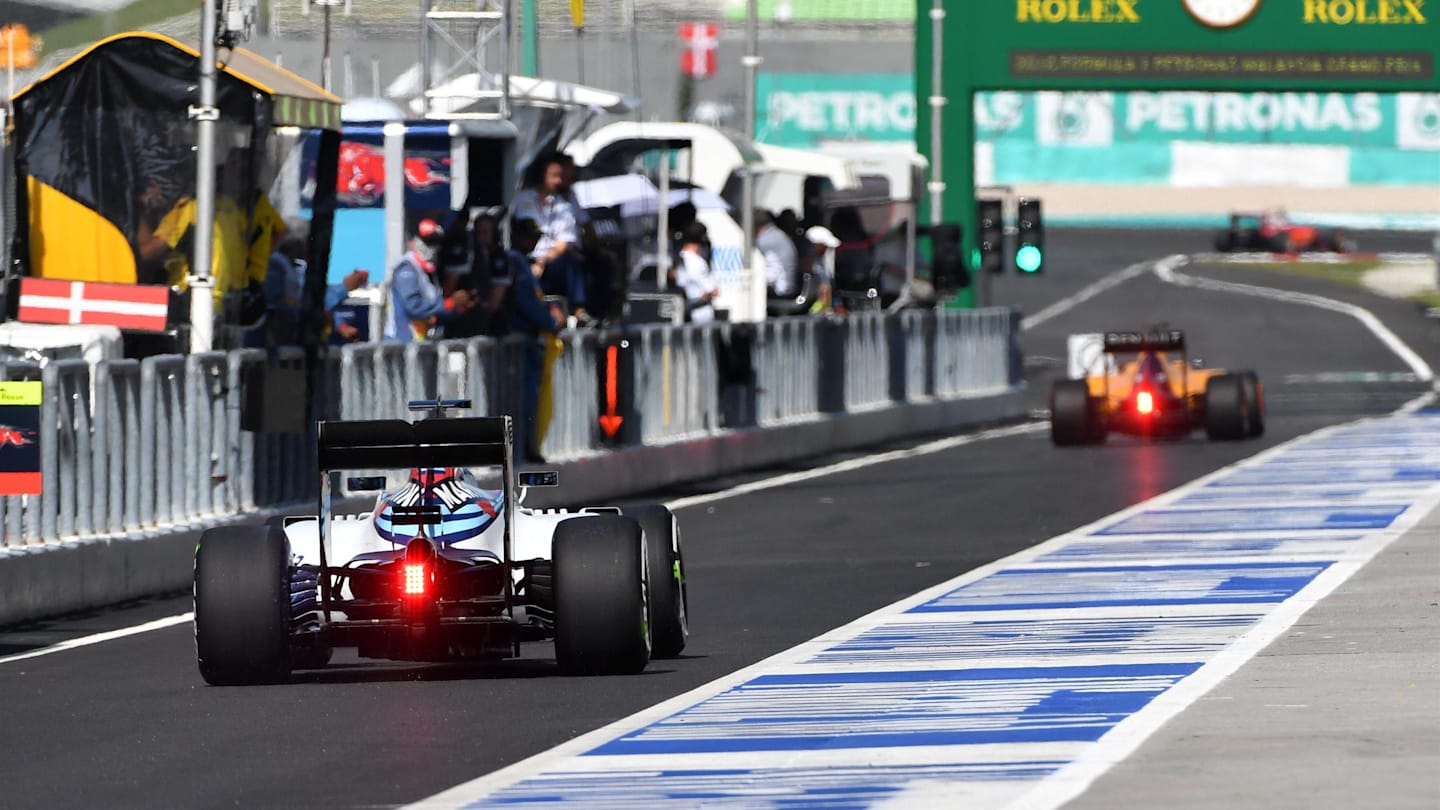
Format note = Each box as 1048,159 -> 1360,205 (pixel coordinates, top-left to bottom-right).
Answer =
1016,245 -> 1043,273
971,247 -> 981,267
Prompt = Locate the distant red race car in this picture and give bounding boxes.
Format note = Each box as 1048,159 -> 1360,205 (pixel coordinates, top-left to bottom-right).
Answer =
1214,210 -> 1354,254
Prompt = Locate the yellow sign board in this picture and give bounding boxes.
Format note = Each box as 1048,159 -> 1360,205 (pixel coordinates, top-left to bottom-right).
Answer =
0,382 -> 42,406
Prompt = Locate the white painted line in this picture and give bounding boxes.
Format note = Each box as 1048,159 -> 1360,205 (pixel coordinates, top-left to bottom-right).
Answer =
1154,258 -> 1436,383
1020,257 -> 1179,331
662,421 -> 1046,512
0,613 -> 194,666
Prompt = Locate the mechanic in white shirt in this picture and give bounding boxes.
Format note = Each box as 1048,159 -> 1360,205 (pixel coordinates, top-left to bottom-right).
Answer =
512,153 -> 589,321
673,223 -> 719,324
754,210 -> 798,299
804,225 -> 840,313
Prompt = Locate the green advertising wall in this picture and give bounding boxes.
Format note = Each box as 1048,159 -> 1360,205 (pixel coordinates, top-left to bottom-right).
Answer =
914,0 -> 1440,303
757,72 -> 1440,184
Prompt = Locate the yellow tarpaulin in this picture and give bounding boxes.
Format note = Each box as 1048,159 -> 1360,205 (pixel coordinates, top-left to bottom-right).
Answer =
535,335 -> 564,451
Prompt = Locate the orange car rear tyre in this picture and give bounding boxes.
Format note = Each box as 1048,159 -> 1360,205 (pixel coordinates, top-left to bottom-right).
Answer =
1238,371 -> 1265,438
1051,380 -> 1103,446
1205,374 -> 1252,441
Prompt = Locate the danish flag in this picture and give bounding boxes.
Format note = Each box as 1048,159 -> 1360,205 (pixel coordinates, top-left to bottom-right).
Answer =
17,278 -> 171,332
679,22 -> 719,80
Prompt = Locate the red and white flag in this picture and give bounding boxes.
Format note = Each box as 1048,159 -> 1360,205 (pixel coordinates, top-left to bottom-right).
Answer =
17,278 -> 171,332
679,22 -> 719,80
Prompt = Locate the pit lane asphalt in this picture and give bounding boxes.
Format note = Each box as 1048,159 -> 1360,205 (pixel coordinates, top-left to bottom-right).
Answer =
1,228 -> 1434,809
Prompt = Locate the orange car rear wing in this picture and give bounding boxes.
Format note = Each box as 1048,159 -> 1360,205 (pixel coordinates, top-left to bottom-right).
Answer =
1104,330 -> 1185,353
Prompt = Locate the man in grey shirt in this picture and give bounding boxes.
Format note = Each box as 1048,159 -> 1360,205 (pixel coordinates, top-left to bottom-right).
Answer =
754,210 -> 798,299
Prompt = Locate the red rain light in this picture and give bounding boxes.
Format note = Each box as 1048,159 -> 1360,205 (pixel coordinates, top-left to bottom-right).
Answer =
403,563 -> 428,595
1136,390 -> 1154,415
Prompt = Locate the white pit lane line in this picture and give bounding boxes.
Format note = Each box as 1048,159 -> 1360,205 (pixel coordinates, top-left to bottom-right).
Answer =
0,613 -> 194,666
1019,259 -> 1156,331
410,389 -> 1440,809
1153,256 -> 1436,383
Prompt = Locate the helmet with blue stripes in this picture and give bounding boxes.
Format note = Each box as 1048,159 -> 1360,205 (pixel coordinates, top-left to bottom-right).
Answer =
373,467 -> 504,545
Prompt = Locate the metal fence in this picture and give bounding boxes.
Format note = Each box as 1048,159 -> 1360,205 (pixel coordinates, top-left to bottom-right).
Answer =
0,307 -> 1019,549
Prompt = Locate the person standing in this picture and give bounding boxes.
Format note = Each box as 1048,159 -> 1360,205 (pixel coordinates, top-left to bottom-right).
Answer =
263,220 -> 307,346
507,217 -> 566,463
384,218 -> 473,342
804,225 -> 840,314
755,210 -> 798,300
673,223 -> 719,324
442,213 -> 508,339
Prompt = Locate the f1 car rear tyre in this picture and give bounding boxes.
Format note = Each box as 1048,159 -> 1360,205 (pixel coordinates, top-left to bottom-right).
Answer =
1238,370 -> 1265,438
622,505 -> 688,659
1051,379 -> 1101,446
553,515 -> 651,676
1205,374 -> 1251,441
194,524 -> 293,685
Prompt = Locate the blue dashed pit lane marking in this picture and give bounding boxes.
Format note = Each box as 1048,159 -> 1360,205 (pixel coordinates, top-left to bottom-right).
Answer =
411,412 -> 1440,810
1212,467 -> 1440,486
1094,505 -> 1406,534
473,762 -> 1068,808
906,563 -> 1329,611
809,614 -> 1261,665
1178,484 -> 1431,505
1036,536 -> 1366,563
588,664 -> 1201,755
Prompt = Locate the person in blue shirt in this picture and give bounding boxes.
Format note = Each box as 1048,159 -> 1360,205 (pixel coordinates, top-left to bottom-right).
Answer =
385,218 -> 474,342
507,217 -> 565,462
326,269 -> 369,344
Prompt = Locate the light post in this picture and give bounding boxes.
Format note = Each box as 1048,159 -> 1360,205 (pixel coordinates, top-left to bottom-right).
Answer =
188,0 -> 221,352
741,0 -> 761,320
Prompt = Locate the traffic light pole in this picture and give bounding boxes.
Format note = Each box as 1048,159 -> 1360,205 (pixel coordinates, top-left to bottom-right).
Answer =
926,1 -> 944,233
926,1 -> 989,309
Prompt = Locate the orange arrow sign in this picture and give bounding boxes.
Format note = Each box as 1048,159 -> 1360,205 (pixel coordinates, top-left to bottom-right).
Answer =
599,343 -> 624,438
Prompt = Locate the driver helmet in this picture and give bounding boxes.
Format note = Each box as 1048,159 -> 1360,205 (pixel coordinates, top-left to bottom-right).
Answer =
373,467 -> 504,545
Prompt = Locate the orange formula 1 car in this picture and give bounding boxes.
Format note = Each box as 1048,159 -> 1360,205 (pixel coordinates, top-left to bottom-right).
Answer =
1050,330 -> 1264,446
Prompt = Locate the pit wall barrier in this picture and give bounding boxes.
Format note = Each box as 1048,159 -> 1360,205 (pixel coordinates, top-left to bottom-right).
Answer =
0,308 -> 1026,626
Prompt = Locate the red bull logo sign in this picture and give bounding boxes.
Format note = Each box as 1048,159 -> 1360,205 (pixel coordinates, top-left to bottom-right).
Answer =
336,141 -> 452,206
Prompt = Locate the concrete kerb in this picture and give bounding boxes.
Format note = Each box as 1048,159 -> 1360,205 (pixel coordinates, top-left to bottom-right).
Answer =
0,387 -> 1028,628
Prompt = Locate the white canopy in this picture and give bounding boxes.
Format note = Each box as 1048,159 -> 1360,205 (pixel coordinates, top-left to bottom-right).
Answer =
387,67 -> 640,118
573,174 -> 730,218
754,143 -> 861,190
341,97 -> 407,122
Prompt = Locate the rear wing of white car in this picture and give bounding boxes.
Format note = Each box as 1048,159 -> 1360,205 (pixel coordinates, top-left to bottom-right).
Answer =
316,415 -> 513,472
311,406 -> 518,618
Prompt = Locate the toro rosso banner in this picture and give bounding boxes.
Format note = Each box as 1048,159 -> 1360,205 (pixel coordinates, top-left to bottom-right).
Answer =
0,382 -> 42,495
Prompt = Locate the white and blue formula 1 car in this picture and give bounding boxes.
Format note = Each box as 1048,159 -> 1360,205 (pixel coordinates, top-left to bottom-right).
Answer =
192,400 -> 688,685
